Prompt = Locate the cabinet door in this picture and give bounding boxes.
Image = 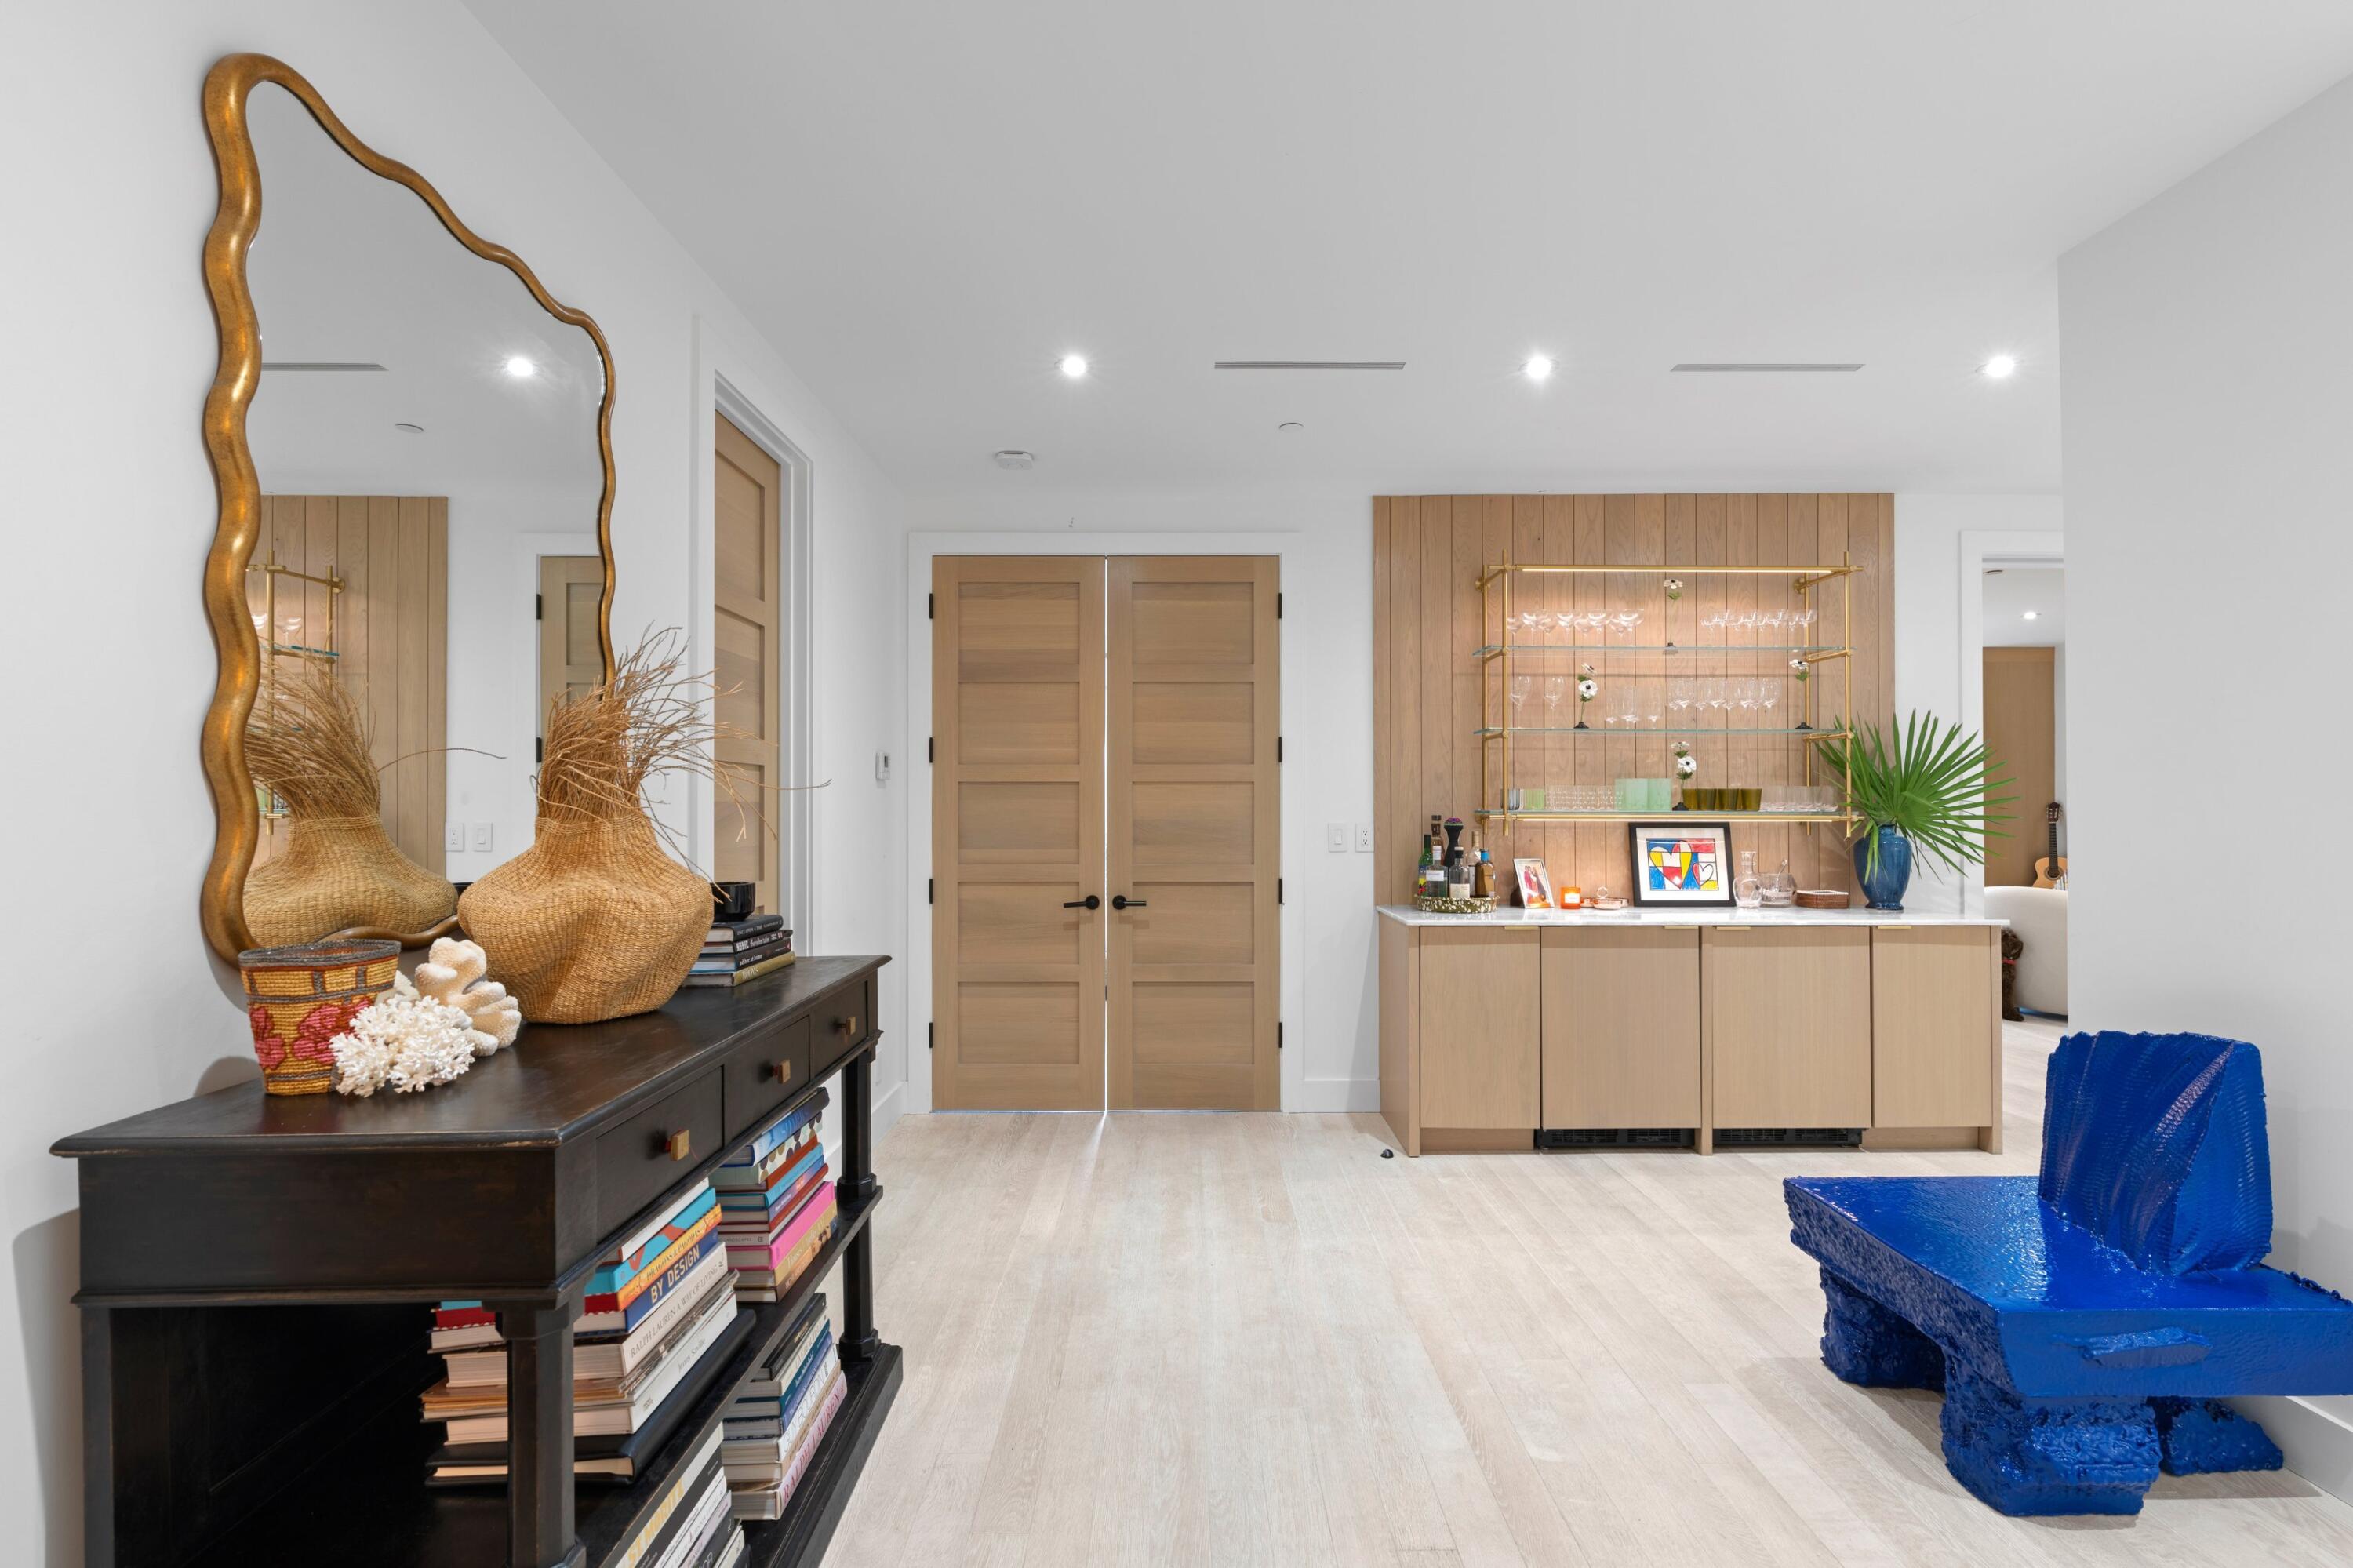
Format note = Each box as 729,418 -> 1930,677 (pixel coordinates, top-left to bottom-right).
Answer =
1542,927 -> 1700,1128
1704,927 -> 1871,1128
1872,927 -> 1997,1128
1419,928 -> 1540,1129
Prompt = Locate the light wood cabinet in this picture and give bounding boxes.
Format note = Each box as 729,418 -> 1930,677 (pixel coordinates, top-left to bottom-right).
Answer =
1541,928 -> 1700,1129
1704,927 -> 1871,1130
1418,927 -> 1540,1133
1871,926 -> 1998,1133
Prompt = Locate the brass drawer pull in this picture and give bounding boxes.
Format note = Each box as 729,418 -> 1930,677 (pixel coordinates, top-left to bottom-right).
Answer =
663,1129 -> 692,1162
763,1059 -> 795,1083
837,1015 -> 860,1036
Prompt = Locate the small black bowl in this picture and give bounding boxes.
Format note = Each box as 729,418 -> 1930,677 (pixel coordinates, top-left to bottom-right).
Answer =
710,881 -> 757,923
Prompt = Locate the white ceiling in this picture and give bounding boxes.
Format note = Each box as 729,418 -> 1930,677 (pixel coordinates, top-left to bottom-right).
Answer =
1983,566 -> 2064,646
462,0 -> 2353,499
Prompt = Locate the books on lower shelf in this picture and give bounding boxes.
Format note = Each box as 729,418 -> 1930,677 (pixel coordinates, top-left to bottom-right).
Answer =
724,1293 -> 849,1521
589,1417 -> 744,1568
716,1095 -> 839,1302
424,1177 -> 752,1483
687,919 -> 795,987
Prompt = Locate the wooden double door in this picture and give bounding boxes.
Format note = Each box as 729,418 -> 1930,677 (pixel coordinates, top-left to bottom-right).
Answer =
933,555 -> 1280,1110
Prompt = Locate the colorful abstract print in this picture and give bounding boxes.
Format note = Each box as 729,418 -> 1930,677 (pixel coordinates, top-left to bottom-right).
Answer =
1645,835 -> 1721,893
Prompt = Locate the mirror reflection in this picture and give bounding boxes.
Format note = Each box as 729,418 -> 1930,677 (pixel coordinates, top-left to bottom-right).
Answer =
241,82 -> 606,948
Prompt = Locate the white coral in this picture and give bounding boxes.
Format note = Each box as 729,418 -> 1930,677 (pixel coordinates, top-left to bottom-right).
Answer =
415,937 -> 522,1057
331,974 -> 480,1097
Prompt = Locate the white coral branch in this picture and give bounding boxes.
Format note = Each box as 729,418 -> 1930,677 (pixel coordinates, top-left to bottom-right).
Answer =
416,937 -> 523,1057
330,974 -> 480,1097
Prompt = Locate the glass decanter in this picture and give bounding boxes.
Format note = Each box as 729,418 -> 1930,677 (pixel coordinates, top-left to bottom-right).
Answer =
1733,848 -> 1765,909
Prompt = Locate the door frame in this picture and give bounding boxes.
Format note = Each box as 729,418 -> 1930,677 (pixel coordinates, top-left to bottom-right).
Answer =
906,531 -> 1304,1115
1957,527 -> 2064,918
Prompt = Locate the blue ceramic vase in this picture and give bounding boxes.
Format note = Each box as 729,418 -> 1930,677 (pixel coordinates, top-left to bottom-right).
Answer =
1854,824 -> 1913,911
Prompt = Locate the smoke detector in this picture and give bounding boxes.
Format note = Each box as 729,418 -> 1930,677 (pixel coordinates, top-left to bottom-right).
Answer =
992,450 -> 1036,470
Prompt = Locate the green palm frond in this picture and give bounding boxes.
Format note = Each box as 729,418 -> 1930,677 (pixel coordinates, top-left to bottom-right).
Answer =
1815,711 -> 2017,879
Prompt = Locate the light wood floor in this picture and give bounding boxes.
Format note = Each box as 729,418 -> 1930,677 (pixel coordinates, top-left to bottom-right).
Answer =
827,1020 -> 2353,1566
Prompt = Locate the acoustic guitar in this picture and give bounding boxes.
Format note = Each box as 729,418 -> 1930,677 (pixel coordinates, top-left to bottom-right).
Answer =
2032,801 -> 2067,888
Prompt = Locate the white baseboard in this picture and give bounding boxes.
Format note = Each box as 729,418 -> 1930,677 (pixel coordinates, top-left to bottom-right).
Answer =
2235,1395 -> 2353,1505
1287,1078 -> 1381,1114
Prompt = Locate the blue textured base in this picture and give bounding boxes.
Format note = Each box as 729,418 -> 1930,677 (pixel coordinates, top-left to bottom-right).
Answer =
1820,1268 -> 1945,1392
2153,1397 -> 2284,1475
1940,1364 -> 2158,1516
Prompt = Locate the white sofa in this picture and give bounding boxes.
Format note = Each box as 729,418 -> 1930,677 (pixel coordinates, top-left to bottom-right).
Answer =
1984,884 -> 2067,1017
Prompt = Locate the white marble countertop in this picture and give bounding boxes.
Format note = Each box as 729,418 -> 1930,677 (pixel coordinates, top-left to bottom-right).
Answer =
1376,903 -> 2004,928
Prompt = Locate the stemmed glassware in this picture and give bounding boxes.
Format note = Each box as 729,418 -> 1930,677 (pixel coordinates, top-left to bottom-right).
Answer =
1543,676 -> 1566,722
1510,675 -> 1532,718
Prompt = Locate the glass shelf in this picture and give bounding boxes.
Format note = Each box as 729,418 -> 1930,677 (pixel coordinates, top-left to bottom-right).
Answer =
1477,726 -> 1849,738
1475,643 -> 1846,658
1477,809 -> 1860,824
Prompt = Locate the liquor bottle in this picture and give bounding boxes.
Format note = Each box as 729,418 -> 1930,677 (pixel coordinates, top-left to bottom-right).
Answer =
1471,833 -> 1496,900
1417,820 -> 1439,897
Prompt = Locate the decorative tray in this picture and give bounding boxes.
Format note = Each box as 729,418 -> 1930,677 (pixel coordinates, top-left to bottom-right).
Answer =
1416,895 -> 1497,914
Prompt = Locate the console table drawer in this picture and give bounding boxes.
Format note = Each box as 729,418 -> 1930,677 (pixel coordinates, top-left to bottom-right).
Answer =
723,1015 -> 812,1139
596,1070 -> 722,1236
810,979 -> 874,1081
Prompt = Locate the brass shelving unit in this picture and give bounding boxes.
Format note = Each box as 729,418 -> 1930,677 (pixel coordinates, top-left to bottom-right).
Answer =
245,552 -> 345,835
1475,558 -> 1862,827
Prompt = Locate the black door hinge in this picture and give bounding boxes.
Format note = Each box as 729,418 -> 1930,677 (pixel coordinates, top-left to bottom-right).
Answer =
1278,877 -> 1284,904
1277,735 -> 1283,762
927,737 -> 934,763
928,1021 -> 934,1051
927,878 -> 934,905
1276,592 -> 1283,619
535,736 -> 543,763
928,591 -> 935,620
1278,1021 -> 1284,1050
535,592 -> 543,620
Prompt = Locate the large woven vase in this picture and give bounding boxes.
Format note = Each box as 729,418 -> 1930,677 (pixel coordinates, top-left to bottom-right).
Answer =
245,813 -> 458,947
456,807 -> 708,1024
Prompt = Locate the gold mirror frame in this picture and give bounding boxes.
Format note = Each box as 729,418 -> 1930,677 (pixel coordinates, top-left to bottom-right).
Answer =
198,53 -> 618,963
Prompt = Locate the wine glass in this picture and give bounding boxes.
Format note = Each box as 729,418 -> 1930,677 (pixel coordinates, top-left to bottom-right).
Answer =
1510,675 -> 1533,717
1543,676 -> 1566,719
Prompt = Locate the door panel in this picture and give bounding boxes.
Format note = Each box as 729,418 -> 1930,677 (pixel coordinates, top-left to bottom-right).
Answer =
713,413 -> 781,914
1107,556 -> 1280,1109
933,558 -> 1105,1109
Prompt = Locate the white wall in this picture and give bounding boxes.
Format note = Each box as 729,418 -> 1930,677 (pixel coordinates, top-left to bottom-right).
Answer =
1891,494 -> 2064,913
904,493 -> 1380,1108
0,5 -> 904,1559
2061,68 -> 2353,1500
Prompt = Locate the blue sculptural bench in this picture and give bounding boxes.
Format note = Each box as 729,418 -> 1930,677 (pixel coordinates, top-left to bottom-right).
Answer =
1784,1031 -> 2353,1515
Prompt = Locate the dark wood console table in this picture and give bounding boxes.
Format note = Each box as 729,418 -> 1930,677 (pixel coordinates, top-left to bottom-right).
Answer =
55,954 -> 897,1568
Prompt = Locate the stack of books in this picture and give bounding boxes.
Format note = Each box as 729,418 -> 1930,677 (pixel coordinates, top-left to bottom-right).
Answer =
716,1094 -> 839,1302
686,915 -> 795,988
722,1292 -> 847,1521
607,1420 -> 745,1568
424,1181 -> 749,1483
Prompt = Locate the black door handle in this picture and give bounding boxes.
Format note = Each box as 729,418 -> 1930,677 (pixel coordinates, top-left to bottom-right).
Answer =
1111,895 -> 1147,910
1062,895 -> 1100,910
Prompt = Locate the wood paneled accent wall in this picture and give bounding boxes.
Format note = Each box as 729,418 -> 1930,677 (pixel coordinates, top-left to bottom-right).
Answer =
1372,496 -> 1896,904
254,495 -> 448,875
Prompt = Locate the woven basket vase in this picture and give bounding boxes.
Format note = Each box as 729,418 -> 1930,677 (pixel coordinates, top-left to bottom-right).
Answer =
244,813 -> 458,948
238,938 -> 401,1095
456,807 -> 708,1024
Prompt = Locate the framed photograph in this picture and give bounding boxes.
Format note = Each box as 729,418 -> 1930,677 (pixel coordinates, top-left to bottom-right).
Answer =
1512,857 -> 1555,909
1627,821 -> 1736,908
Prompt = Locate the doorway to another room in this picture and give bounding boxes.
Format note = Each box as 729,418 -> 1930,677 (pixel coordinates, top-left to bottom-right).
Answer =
1980,563 -> 2068,1020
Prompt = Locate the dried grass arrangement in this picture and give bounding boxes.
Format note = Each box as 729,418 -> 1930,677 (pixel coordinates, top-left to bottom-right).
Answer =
242,663 -> 457,947
457,631 -> 737,1024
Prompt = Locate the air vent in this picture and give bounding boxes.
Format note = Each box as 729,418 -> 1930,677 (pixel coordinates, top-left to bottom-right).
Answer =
261,362 -> 388,372
1671,362 -> 1863,373
1213,360 -> 1406,371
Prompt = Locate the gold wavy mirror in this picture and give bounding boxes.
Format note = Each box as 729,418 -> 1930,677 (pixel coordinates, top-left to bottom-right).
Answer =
199,53 -> 616,962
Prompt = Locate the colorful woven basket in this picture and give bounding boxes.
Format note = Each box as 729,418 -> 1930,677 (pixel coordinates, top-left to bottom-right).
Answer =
237,939 -> 400,1095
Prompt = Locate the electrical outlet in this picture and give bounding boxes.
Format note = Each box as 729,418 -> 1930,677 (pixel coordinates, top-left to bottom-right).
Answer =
1326,821 -> 1348,853
471,822 -> 493,853
1355,824 -> 1375,853
446,821 -> 466,853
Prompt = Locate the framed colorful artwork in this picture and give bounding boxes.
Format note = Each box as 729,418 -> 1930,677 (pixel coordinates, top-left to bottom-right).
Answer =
1627,821 -> 1735,908
1512,857 -> 1555,910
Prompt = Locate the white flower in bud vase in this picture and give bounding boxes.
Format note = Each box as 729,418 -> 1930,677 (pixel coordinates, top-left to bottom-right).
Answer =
1789,657 -> 1810,682
1664,577 -> 1683,601
1577,677 -> 1599,702
1675,754 -> 1698,780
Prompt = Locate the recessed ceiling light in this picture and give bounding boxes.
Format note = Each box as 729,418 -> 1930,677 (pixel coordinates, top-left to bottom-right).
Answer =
504,355 -> 537,378
992,449 -> 1036,470
1981,353 -> 2018,380
2022,609 -> 2039,620
1058,354 -> 1088,379
1523,354 -> 1555,383
1278,421 -> 1304,432
394,421 -> 424,435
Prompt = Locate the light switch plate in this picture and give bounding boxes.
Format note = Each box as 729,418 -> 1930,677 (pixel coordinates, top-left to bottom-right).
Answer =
875,749 -> 892,783
1355,824 -> 1375,853
471,822 -> 493,853
1326,821 -> 1348,853
446,821 -> 466,853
